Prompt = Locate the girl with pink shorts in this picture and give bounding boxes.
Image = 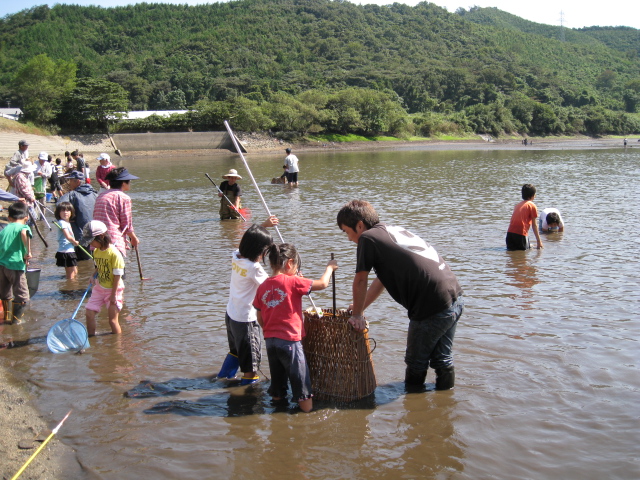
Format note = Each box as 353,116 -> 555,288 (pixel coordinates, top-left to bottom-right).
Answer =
81,220 -> 125,336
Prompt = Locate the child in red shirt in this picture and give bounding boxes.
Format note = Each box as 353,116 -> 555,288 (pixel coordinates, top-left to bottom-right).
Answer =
253,243 -> 337,412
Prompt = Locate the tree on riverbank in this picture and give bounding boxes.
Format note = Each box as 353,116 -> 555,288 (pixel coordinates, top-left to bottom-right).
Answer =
2,1 -> 640,137
58,78 -> 129,133
12,54 -> 76,126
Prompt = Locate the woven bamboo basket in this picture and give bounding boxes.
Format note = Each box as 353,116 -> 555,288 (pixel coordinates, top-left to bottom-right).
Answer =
302,307 -> 377,402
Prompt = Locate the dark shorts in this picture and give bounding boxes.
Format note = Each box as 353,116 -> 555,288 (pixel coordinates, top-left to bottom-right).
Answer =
55,251 -> 78,268
505,232 -> 530,250
0,265 -> 29,303
225,313 -> 262,373
265,337 -> 312,402
286,172 -> 298,183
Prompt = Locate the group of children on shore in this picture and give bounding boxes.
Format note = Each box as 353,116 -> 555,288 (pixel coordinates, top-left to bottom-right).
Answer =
0,200 -> 125,334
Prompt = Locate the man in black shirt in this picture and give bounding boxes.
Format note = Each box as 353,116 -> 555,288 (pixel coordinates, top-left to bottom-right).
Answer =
337,200 -> 464,390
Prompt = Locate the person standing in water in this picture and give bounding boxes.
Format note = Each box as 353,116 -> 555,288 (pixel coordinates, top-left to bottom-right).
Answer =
336,200 -> 463,392
218,169 -> 243,220
284,148 -> 299,187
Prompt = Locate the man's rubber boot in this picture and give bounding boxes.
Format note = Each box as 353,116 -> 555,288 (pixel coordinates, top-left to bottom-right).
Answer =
2,299 -> 13,324
11,302 -> 27,325
435,366 -> 455,391
216,353 -> 239,379
404,367 -> 428,393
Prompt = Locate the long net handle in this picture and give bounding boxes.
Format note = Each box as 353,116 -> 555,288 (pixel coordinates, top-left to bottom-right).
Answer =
71,282 -> 92,319
223,121 -> 284,243
224,120 -> 322,313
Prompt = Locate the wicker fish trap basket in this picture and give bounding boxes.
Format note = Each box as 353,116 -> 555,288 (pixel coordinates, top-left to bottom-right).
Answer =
302,308 -> 377,402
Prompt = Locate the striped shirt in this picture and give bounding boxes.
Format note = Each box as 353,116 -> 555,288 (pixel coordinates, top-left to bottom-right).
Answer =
12,172 -> 35,206
92,189 -> 134,256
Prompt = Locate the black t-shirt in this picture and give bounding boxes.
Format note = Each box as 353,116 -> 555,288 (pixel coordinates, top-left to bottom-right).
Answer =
220,181 -> 241,197
356,223 -> 463,321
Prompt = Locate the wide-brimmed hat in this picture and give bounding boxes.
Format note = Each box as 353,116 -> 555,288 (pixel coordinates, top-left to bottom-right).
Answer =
113,168 -> 139,181
81,220 -> 107,246
222,169 -> 242,179
38,151 -> 48,161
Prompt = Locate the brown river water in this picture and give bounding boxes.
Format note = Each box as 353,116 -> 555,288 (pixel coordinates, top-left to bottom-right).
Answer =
1,146 -> 638,479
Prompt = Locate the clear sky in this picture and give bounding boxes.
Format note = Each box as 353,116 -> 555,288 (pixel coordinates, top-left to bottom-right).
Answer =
1,0 -> 639,30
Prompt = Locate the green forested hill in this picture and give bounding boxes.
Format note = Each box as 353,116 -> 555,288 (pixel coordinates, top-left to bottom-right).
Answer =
1,0 -> 639,136
579,26 -> 640,57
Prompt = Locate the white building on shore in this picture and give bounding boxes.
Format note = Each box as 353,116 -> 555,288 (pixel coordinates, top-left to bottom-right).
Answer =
0,108 -> 23,121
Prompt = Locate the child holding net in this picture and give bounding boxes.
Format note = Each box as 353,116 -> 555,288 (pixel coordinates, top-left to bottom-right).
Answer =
54,201 -> 80,279
81,220 -> 125,336
253,243 -> 338,412
215,216 -> 279,385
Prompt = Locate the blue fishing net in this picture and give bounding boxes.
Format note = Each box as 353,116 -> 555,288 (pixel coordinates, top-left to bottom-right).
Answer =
47,318 -> 90,353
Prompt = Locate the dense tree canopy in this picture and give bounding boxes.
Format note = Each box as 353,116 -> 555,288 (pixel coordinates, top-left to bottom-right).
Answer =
11,54 -> 76,125
1,0 -> 639,136
58,78 -> 129,133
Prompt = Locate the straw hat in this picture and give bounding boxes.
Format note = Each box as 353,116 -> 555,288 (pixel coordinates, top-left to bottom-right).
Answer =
222,169 -> 242,179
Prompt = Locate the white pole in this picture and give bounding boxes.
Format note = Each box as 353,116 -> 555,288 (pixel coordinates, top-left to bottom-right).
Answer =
223,121 -> 284,243
223,121 -> 322,315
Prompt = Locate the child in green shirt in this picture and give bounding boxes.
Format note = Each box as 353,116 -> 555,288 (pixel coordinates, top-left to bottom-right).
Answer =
0,202 -> 33,324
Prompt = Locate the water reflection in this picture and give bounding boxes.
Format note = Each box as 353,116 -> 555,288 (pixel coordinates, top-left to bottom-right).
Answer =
504,250 -> 540,309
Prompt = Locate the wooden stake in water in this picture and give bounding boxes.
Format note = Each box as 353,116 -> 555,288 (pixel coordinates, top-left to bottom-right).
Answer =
331,253 -> 336,317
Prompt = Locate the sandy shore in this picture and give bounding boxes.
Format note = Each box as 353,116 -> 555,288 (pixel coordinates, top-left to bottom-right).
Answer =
113,134 -> 637,160
0,367 -> 81,479
0,173 -> 80,478
0,133 -> 636,163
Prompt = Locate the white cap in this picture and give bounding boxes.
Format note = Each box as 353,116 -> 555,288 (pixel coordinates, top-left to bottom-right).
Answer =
38,152 -> 48,161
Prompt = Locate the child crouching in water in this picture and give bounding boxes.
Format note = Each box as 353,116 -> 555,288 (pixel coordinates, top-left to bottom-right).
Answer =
81,220 -> 125,336
253,243 -> 338,412
54,202 -> 80,279
216,216 -> 279,385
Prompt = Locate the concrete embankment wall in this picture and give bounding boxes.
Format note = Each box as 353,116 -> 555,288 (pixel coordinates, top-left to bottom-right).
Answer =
0,131 -> 244,158
112,131 -> 245,152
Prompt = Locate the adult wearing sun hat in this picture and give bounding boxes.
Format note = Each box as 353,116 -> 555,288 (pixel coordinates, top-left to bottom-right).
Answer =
4,140 -> 30,190
93,166 -> 140,257
34,152 -> 52,201
12,162 -> 37,208
219,169 -> 243,220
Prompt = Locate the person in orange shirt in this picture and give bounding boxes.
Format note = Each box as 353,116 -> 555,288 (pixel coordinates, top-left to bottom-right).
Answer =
506,184 -> 543,250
